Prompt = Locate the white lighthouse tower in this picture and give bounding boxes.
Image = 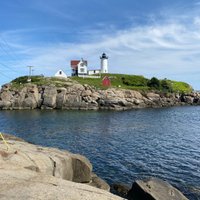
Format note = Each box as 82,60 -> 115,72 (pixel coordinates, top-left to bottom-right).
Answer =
100,53 -> 108,73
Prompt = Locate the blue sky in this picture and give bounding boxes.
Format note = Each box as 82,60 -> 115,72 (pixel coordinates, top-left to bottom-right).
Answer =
0,0 -> 200,89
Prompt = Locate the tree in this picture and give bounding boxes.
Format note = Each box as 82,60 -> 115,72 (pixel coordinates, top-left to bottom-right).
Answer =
148,77 -> 160,89
160,79 -> 173,92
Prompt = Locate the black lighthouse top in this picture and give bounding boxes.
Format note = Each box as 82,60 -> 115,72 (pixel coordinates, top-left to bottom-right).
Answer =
100,53 -> 108,59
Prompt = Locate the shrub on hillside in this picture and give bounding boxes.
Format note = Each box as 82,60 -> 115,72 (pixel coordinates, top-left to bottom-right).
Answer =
121,76 -> 148,86
147,77 -> 160,89
12,76 -> 44,84
11,76 -> 29,84
160,79 -> 173,92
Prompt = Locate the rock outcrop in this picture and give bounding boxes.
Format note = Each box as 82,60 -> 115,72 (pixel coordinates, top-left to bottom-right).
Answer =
112,183 -> 131,198
0,82 -> 200,110
0,137 -> 92,183
0,134 -> 189,200
127,177 -> 188,200
0,134 -> 120,200
0,168 -> 123,200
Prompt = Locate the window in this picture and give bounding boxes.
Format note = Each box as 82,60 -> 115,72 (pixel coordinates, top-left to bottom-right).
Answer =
80,68 -> 85,73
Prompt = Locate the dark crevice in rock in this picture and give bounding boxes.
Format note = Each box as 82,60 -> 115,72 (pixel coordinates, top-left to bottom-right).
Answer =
24,165 -> 40,172
24,153 -> 40,172
49,156 -> 56,176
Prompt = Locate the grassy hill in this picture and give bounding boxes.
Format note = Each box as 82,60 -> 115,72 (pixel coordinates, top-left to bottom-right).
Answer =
10,74 -> 193,93
11,76 -> 73,88
72,74 -> 193,93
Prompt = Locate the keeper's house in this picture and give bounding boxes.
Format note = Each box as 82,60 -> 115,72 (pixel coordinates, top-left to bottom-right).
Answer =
70,53 -> 108,77
71,59 -> 88,76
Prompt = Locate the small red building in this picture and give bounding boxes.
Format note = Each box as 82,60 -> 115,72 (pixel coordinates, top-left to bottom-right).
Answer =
102,76 -> 111,87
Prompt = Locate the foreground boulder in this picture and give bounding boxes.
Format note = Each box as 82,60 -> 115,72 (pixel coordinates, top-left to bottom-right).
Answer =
0,134 -> 121,200
0,168 -> 123,200
112,183 -> 131,198
0,134 -> 190,200
0,135 -> 92,183
127,177 -> 188,200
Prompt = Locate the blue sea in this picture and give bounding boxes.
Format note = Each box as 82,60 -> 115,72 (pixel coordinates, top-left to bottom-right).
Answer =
0,106 -> 200,199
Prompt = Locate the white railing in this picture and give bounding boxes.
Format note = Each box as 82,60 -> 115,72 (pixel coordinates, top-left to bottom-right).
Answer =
78,75 -> 101,79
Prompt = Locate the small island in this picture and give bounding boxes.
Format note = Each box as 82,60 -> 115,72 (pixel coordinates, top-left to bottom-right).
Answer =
0,73 -> 199,110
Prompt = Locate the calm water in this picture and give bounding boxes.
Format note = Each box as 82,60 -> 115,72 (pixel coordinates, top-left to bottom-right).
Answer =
0,107 -> 200,199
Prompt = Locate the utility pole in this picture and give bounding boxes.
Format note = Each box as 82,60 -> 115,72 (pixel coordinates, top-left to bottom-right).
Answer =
27,66 -> 33,82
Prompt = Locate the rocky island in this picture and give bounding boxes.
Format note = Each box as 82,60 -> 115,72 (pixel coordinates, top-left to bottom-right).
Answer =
0,75 -> 199,110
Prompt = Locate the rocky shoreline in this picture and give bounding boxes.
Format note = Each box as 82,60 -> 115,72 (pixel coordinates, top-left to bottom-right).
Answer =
0,133 -> 117,200
0,133 -> 189,200
0,82 -> 200,110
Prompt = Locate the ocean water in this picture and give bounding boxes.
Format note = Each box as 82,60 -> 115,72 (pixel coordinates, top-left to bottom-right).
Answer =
0,106 -> 200,199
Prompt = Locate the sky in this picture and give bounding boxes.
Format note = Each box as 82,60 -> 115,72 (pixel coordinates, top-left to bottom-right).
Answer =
0,0 -> 200,89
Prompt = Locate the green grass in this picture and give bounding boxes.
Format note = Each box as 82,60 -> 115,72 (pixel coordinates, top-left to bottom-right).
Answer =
71,76 -> 104,88
10,74 -> 193,93
169,80 -> 193,93
71,74 -> 150,91
11,76 -> 73,88
72,74 -> 193,93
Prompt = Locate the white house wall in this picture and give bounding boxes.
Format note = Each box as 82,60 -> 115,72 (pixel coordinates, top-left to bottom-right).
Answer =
88,70 -> 101,75
78,62 -> 88,75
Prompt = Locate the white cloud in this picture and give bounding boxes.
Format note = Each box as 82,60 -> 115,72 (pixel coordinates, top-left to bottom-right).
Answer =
194,17 -> 200,26
1,15 -> 200,89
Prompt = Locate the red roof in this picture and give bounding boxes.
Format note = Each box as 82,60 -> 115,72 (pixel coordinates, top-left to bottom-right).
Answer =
102,76 -> 110,80
71,60 -> 88,69
71,60 -> 78,69
71,60 -> 80,66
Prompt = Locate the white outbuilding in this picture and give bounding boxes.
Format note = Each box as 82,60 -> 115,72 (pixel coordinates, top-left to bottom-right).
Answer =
55,70 -> 67,78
